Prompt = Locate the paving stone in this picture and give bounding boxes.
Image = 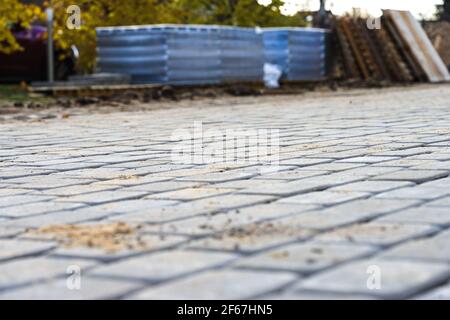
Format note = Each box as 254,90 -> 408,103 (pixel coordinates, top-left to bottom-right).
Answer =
375,186 -> 450,201
144,206 -> 296,237
0,188 -> 32,197
1,84 -> 450,299
425,197 -> 450,207
2,207 -> 121,228
89,250 -> 236,282
163,193 -> 275,215
329,181 -> 414,194
377,206 -> 450,226
297,162 -> 366,172
338,156 -> 400,164
372,159 -> 440,168
333,166 -> 401,178
315,222 -> 437,246
412,153 -> 450,161
253,169 -> 329,181
0,276 -> 139,300
416,282 -> 450,300
0,195 -> 55,209
271,199 -> 421,231
302,257 -> 450,299
130,269 -> 297,300
278,158 -> 333,167
209,179 -> 272,189
380,230 -> 450,263
411,161 -> 450,171
55,190 -> 149,205
238,180 -> 327,197
42,183 -> 119,197
146,187 -> 234,201
0,257 -> 95,290
262,290 -> 376,300
121,180 -> 205,193
95,175 -> 171,186
186,222 -> 316,253
0,239 -> 56,262
235,242 -> 376,274
0,169 -> 56,179
107,201 -> 215,224
0,226 -> 25,239
371,170 -> 449,183
421,177 -> 450,188
0,202 -> 84,218
299,172 -> 367,187
51,234 -> 187,262
280,190 -> 369,206
369,148 -> 430,157
176,171 -> 257,183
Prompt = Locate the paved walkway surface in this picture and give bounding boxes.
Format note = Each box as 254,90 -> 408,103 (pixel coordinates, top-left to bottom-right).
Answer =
1,84 -> 450,300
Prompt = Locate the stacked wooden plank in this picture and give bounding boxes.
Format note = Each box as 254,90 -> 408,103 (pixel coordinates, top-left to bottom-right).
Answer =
334,10 -> 449,83
424,21 -> 450,67
384,10 -> 449,82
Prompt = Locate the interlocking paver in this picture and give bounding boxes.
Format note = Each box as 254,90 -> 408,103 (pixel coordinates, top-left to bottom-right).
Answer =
89,250 -> 236,282
380,229 -> 450,263
51,234 -> 187,262
271,199 -> 421,231
0,277 -> 140,300
261,291 -> 377,300
0,239 -> 56,262
1,85 -> 450,299
416,282 -> 450,300
55,190 -> 149,205
280,190 -> 369,206
375,186 -> 450,200
314,222 -> 437,246
146,187 -> 235,201
0,195 -> 55,209
235,242 -> 376,274
0,202 -> 84,218
0,257 -> 95,290
130,269 -> 297,300
371,170 -> 449,183
376,206 -> 450,226
295,259 -> 450,299
425,197 -> 450,207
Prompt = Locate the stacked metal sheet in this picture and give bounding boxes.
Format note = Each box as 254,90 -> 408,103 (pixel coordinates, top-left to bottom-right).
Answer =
96,25 -> 263,85
220,27 -> 264,82
263,28 -> 329,81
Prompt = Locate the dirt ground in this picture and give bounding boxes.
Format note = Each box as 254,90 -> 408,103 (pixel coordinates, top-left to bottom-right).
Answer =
0,82 -> 441,122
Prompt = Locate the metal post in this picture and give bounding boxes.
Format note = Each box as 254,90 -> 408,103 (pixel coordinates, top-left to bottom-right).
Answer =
319,0 -> 326,28
46,8 -> 54,83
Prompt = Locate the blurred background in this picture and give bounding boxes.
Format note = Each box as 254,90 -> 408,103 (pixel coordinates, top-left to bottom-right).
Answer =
0,0 -> 449,82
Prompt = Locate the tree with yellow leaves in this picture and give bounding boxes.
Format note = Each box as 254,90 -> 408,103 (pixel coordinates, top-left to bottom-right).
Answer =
0,0 -> 42,54
1,0 -> 307,72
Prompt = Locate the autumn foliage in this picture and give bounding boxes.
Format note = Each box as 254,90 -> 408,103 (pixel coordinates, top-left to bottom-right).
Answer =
1,0 -> 306,72
0,0 -> 42,54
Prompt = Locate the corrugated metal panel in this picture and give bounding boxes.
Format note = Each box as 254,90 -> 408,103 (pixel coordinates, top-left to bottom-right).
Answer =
219,27 -> 264,82
263,28 -> 330,81
383,10 -> 450,82
96,24 -> 263,85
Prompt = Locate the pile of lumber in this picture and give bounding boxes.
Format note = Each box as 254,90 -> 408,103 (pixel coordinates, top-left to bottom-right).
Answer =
333,10 -> 450,83
424,21 -> 450,67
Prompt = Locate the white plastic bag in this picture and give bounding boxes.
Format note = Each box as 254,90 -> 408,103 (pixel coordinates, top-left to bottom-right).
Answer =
263,63 -> 282,88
